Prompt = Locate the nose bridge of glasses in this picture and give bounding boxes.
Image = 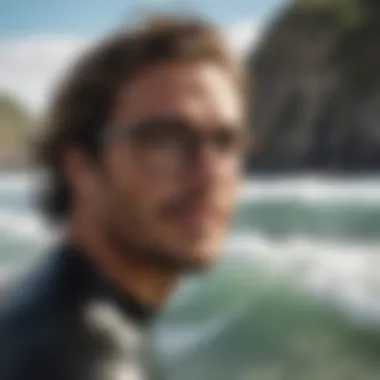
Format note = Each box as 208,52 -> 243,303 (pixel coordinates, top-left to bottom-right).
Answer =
188,134 -> 223,176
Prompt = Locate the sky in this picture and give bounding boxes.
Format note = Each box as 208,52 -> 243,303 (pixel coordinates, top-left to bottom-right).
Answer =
0,0 -> 287,113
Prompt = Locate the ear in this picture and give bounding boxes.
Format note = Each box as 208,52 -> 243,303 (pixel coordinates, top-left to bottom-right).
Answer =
62,146 -> 98,203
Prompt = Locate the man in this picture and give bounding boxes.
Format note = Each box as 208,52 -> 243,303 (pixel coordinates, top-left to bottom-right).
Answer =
0,14 -> 248,380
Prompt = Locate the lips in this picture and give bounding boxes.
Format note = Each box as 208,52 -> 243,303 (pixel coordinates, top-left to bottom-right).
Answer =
173,204 -> 222,232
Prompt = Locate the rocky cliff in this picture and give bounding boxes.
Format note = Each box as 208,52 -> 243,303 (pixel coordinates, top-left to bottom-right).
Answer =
247,0 -> 380,174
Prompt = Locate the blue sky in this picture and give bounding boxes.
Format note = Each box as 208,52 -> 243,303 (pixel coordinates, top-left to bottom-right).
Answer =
0,0 -> 286,37
0,0 -> 286,112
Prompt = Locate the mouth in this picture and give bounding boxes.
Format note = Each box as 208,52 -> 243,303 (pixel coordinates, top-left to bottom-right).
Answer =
171,204 -> 224,233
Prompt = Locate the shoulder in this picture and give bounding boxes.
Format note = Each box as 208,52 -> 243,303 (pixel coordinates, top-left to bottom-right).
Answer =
0,251 -> 85,380
0,294 -> 75,380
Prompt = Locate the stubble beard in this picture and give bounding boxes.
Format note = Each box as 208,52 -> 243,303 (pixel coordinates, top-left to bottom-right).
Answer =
103,212 -> 218,274
100,181 -> 223,274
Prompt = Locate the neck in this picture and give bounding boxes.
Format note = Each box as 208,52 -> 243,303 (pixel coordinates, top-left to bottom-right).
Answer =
68,212 -> 180,309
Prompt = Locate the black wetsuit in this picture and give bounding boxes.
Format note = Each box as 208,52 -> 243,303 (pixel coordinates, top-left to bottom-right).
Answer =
0,243 -> 163,380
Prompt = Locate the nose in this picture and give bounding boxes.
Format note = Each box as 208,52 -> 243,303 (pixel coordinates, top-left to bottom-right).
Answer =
189,143 -> 230,183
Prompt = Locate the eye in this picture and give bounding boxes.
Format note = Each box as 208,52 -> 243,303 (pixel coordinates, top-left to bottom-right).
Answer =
134,129 -> 185,153
212,128 -> 246,153
154,131 -> 183,147
129,118 -> 190,150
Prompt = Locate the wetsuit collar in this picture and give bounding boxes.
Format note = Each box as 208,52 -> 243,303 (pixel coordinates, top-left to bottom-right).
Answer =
58,242 -> 157,326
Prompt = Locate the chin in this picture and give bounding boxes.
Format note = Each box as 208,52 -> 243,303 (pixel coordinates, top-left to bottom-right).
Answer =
169,255 -> 217,273
145,242 -> 219,272
142,231 -> 225,271
170,242 -> 221,272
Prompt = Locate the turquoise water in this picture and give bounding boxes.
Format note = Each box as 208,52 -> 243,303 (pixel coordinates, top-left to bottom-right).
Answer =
2,173 -> 380,379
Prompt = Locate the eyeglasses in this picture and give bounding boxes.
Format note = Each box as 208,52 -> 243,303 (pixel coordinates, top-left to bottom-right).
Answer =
100,116 -> 250,176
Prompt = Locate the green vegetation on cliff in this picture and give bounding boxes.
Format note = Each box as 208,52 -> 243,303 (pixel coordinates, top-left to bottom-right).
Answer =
0,93 -> 35,169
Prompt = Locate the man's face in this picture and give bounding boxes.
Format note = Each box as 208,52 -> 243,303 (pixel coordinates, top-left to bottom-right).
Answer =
86,61 -> 245,270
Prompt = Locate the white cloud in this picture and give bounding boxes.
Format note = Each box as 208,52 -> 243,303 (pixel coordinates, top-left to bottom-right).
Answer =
0,36 -> 88,114
0,21 -> 259,114
226,21 -> 261,58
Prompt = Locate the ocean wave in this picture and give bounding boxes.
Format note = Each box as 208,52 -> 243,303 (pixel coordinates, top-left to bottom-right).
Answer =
0,171 -> 41,192
225,233 -> 380,321
240,177 -> 380,204
0,210 -> 49,241
1,173 -> 380,203
1,173 -> 380,321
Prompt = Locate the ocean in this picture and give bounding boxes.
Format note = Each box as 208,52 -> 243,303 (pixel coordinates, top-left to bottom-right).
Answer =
2,172 -> 380,380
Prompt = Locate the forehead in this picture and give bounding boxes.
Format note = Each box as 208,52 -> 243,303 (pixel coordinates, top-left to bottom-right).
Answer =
110,61 -> 242,127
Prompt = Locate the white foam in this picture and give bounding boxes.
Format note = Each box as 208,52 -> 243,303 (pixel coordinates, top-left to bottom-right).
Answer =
0,210 -> 49,241
239,176 -> 380,204
0,171 -> 39,192
225,233 -> 380,322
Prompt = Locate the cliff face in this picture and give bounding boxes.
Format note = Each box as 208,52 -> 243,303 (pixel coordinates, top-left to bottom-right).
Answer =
247,0 -> 380,174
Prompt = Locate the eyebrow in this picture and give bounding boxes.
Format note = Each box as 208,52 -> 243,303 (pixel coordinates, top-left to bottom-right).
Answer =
102,115 -> 244,141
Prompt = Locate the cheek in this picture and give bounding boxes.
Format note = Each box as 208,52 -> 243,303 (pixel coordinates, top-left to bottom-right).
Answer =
226,182 -> 239,208
107,148 -> 180,215
221,174 -> 241,217
222,168 -> 241,193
